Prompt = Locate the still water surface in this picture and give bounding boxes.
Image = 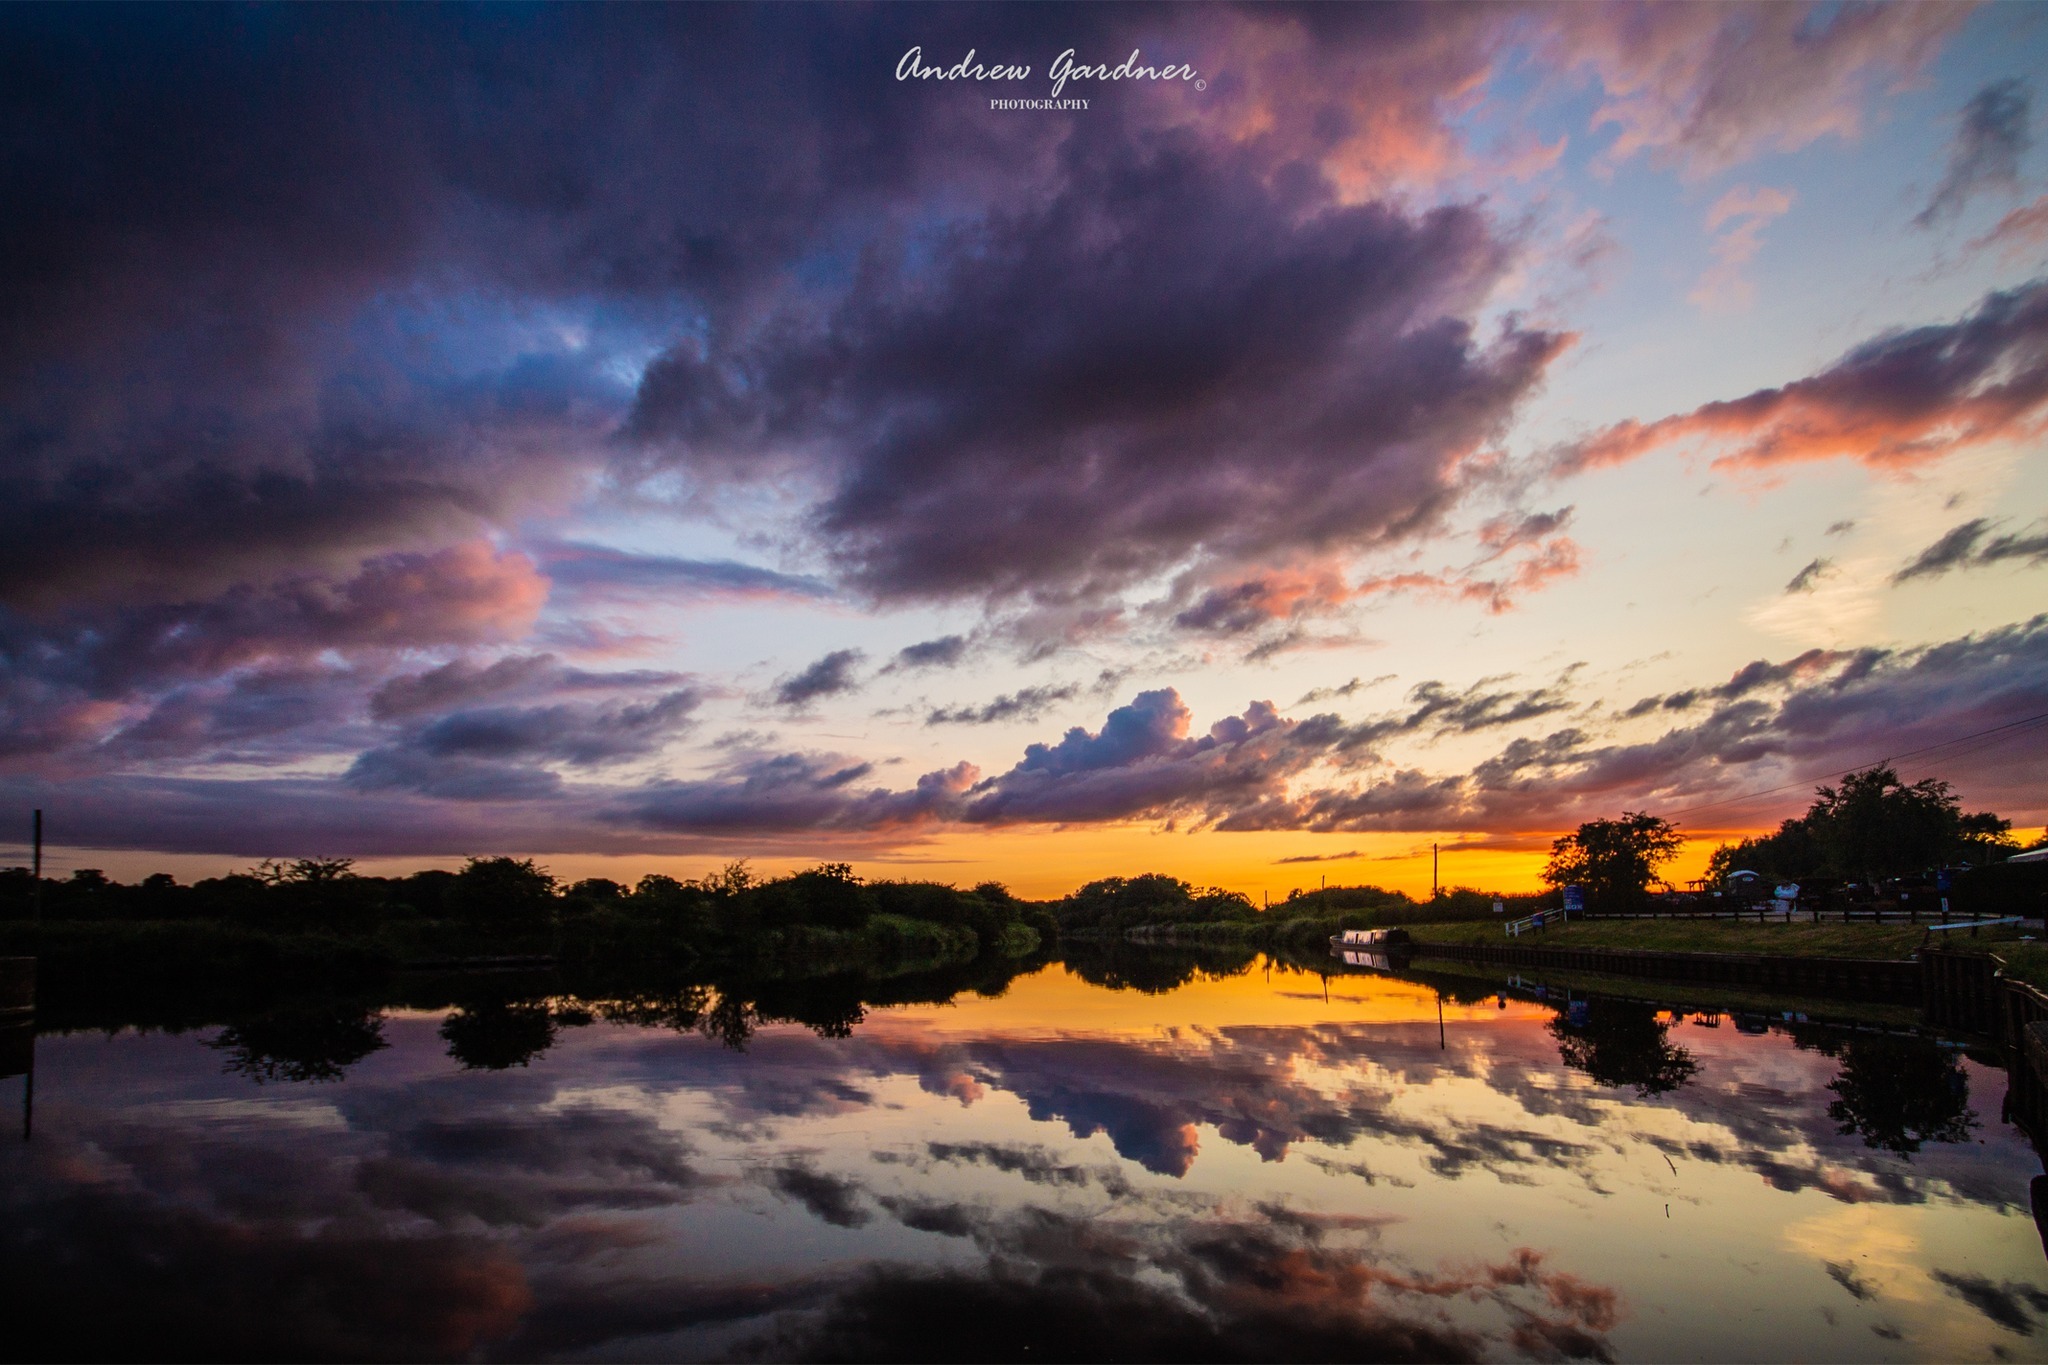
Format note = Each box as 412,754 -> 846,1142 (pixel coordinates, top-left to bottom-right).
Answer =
5,956 -> 2046,1361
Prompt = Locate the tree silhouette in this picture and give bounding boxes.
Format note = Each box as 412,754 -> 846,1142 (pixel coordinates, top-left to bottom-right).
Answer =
1708,765 -> 2014,882
439,997 -> 557,1069
1543,814 -> 1683,911
1549,998 -> 1699,1096
1826,1036 -> 1976,1156
210,1003 -> 388,1083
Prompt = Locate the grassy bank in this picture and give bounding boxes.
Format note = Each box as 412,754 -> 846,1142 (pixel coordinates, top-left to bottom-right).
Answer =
1392,955 -> 1929,1030
1403,917 -> 2048,994
1401,918 -> 2035,958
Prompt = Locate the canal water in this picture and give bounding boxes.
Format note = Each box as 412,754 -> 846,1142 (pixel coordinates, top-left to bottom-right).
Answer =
3,953 -> 2045,1362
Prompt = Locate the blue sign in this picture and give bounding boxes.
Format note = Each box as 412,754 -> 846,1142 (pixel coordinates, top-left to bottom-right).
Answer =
1935,868 -> 1954,891
1561,885 -> 1585,914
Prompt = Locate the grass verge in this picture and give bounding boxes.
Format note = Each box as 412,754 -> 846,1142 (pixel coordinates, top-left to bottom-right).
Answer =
1403,918 -> 2038,960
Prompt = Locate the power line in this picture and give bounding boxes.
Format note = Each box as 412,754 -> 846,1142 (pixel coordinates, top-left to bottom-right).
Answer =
1662,709 -> 2048,820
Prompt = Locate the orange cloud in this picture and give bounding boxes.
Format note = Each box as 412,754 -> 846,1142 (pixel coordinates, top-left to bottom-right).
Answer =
1559,279 -> 2048,473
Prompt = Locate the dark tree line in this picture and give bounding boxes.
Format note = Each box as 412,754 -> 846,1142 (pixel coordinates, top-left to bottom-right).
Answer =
1706,765 -> 2023,884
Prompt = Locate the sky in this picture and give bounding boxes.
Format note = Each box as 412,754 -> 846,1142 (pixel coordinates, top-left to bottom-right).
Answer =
3,1 -> 2046,899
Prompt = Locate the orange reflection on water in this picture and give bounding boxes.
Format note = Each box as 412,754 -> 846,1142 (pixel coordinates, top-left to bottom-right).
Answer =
881,959 -> 1553,1039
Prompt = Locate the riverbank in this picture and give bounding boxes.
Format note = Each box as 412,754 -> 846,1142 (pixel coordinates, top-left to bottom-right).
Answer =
1402,916 -> 2048,997
1404,918 -> 2014,956
1390,954 -> 1931,1030
0,911 -> 1040,1034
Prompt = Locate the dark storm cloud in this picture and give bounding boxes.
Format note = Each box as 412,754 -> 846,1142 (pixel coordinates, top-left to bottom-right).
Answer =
0,2 -> 1984,812
928,684 -> 1079,726
1916,79 -> 2034,228
2,544 -> 542,702
0,4 -> 2020,851
0,544 -> 545,763
1558,279 -> 2048,473
0,4 -> 979,610
630,135 -> 1563,605
773,649 -> 866,708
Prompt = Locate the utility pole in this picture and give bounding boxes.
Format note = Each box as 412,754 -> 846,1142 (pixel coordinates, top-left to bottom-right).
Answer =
1432,842 -> 1438,900
30,810 -> 41,922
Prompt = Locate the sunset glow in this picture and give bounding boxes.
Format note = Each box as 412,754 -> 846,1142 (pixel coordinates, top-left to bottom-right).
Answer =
4,4 -> 2045,892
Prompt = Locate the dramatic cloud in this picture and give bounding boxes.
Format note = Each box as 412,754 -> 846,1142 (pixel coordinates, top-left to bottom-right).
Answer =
346,688 -> 703,799
1171,568 -> 1358,638
13,1 -> 1938,625
1558,280 -> 2048,473
1,544 -> 546,765
630,134 -> 1564,606
0,4 -> 2025,859
1917,78 -> 2034,228
16,609 -> 2046,854
959,691 -> 1311,828
774,650 -> 866,708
